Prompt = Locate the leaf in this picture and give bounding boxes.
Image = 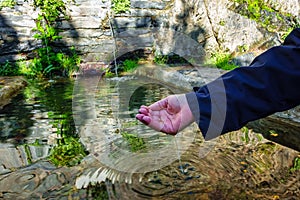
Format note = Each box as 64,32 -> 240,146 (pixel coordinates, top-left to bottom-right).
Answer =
44,64 -> 55,74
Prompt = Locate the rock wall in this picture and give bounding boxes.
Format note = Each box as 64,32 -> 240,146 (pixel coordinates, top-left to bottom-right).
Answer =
0,0 -> 299,65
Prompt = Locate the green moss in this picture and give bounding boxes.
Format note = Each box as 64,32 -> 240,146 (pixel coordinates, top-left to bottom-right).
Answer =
104,70 -> 115,78
154,55 -> 169,65
153,54 -> 189,66
219,20 -> 226,26
281,27 -> 296,41
240,127 -> 250,143
122,121 -> 139,128
231,0 -> 298,33
256,142 -> 277,156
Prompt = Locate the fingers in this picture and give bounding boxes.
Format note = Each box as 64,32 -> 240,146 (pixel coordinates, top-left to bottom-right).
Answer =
136,114 -> 151,125
148,97 -> 168,111
138,105 -> 149,115
136,113 -> 164,132
136,107 -> 165,132
135,95 -> 184,135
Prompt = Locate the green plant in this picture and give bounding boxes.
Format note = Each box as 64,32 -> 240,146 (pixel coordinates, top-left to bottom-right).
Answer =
104,70 -> 115,78
48,117 -> 87,167
27,0 -> 80,78
241,127 -> 250,143
219,20 -> 226,26
206,52 -> 238,70
0,60 -> 20,76
281,26 -> 299,41
231,0 -> 296,33
48,134 -> 87,167
0,0 -> 16,10
121,132 -> 146,152
29,47 -> 80,77
154,55 -> 169,65
121,59 -> 138,72
290,157 -> 300,172
112,0 -> 130,14
238,44 -> 249,53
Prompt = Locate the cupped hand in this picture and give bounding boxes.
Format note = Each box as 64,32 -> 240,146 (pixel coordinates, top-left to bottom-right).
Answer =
136,94 -> 194,135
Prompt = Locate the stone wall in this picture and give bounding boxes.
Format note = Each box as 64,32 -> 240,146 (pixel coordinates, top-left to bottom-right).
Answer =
0,0 -> 299,65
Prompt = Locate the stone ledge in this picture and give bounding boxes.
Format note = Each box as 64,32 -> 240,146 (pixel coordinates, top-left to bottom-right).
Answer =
133,64 -> 225,91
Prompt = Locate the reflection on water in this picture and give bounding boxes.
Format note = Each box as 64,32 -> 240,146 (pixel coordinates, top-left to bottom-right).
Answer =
0,79 -> 75,144
75,75 -> 300,199
79,130 -> 300,199
0,79 -> 75,172
75,75 -> 198,173
0,74 -> 299,199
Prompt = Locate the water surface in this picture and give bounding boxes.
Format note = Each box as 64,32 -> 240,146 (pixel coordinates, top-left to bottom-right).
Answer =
0,75 -> 299,199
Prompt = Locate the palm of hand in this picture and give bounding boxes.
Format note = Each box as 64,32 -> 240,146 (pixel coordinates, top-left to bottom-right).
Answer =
136,95 -> 194,135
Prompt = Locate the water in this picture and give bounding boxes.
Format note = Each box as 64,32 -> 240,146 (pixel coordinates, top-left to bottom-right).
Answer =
0,79 -> 75,142
0,75 -> 299,199
74,75 -> 197,174
74,75 -> 300,199
0,79 -> 76,171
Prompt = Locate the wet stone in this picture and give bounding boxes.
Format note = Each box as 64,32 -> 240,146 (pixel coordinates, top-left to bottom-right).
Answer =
0,76 -> 27,109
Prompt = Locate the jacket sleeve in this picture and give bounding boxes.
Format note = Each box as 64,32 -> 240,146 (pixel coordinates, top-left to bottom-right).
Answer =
186,28 -> 300,140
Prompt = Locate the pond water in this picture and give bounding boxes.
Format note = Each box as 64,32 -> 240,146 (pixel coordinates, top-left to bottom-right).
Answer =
0,74 -> 299,199
0,79 -> 75,170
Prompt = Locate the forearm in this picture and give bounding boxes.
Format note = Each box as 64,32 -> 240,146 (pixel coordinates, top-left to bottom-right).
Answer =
186,28 -> 300,140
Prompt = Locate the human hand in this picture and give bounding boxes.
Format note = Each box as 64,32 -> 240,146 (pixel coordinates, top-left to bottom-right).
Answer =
136,94 -> 195,135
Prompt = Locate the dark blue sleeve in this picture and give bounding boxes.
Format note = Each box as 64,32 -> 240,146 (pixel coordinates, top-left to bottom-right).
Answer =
186,28 -> 300,140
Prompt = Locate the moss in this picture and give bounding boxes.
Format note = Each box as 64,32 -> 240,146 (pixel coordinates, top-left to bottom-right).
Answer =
206,52 -> 238,70
256,142 -> 277,156
0,0 -> 16,10
230,0 -> 298,33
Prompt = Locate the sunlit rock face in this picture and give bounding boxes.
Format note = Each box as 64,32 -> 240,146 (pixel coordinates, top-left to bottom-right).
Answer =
0,0 -> 298,63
